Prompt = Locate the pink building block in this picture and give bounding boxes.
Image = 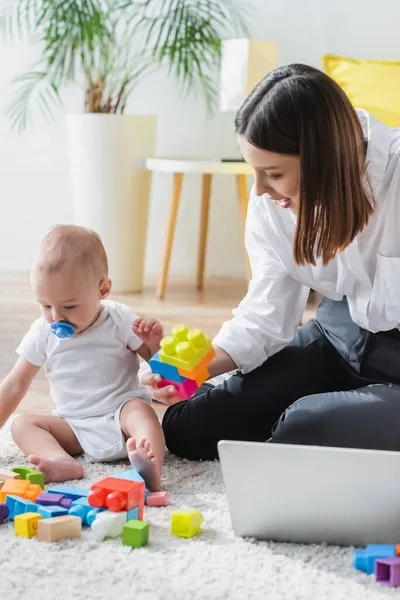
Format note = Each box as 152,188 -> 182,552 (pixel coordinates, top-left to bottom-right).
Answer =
157,377 -> 198,400
375,557 -> 400,587
146,491 -> 168,507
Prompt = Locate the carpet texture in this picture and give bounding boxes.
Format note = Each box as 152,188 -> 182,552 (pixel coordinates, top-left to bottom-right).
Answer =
1,420 -> 399,600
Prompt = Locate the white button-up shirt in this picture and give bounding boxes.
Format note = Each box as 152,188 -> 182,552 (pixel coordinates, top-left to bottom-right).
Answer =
214,110 -> 400,373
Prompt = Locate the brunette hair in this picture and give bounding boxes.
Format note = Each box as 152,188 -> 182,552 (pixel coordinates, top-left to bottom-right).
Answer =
235,64 -> 374,265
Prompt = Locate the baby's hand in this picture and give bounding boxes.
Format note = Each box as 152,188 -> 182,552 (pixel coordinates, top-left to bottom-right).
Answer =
133,317 -> 164,353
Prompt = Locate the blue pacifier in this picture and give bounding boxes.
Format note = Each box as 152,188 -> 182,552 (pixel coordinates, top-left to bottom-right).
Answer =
50,321 -> 76,339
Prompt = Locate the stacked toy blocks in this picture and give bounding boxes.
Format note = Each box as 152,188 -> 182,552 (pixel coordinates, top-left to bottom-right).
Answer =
353,544 -> 400,587
150,324 -> 215,400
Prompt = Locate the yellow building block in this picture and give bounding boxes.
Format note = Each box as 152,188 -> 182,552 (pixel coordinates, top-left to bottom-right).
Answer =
178,347 -> 216,385
15,512 -> 42,538
159,325 -> 212,372
171,509 -> 203,538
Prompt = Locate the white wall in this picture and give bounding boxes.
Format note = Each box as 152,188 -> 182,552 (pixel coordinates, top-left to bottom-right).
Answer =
0,0 -> 399,278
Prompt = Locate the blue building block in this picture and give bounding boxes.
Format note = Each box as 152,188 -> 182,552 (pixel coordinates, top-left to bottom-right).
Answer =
149,352 -> 185,383
353,544 -> 396,575
113,469 -> 149,500
37,505 -> 68,519
6,495 -> 38,520
47,485 -> 90,500
69,497 -> 91,525
86,508 -> 106,527
127,506 -> 139,521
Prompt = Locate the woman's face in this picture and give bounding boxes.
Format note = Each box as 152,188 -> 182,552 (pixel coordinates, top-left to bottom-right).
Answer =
238,135 -> 301,213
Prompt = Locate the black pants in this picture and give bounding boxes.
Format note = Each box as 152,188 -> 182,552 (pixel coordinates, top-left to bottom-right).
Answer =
162,298 -> 400,460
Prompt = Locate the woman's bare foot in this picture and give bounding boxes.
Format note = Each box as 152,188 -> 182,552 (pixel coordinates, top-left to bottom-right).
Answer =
127,437 -> 161,492
29,454 -> 84,484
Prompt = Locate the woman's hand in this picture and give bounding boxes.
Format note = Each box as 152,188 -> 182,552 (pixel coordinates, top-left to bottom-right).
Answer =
141,373 -> 184,406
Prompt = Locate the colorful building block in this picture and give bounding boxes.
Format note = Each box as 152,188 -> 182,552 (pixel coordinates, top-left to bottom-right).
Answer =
178,347 -> 215,385
375,557 -> 400,587
113,469 -> 149,501
88,477 -> 144,519
37,505 -> 68,519
12,466 -> 44,489
6,494 -> 38,520
91,510 -> 127,540
36,492 -> 65,506
47,485 -> 90,500
353,545 -> 396,575
0,503 -> 9,523
68,497 -> 91,525
37,515 -> 82,542
149,352 -> 185,383
60,498 -> 73,510
86,508 -> 106,527
171,509 -> 203,538
122,520 -> 149,548
159,326 -> 212,372
146,491 -> 168,507
127,506 -> 139,521
15,512 -> 42,538
157,376 -> 198,400
0,479 -> 42,503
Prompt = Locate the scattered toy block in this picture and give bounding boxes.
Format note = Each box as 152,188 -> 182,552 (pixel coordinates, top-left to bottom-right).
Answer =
37,515 -> 81,543
375,557 -> 400,587
177,347 -> 215,385
353,544 -> 396,575
397,545 -> 400,557
159,326 -> 212,371
36,492 -> 65,506
47,485 -> 90,500
37,505 -> 68,519
149,352 -> 186,383
6,494 -> 38,520
60,498 -> 73,510
0,502 -> 9,523
12,466 -> 44,489
0,470 -> 20,482
157,376 -> 198,400
88,477 -> 144,519
15,512 -> 42,538
171,509 -> 203,538
112,469 -> 149,500
0,479 -> 42,503
86,508 -> 106,527
127,506 -> 139,521
91,510 -> 127,540
146,491 -> 168,507
68,497 -> 91,525
122,520 -> 149,548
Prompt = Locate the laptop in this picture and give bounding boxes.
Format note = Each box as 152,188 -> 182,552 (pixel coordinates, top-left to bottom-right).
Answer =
217,440 -> 400,546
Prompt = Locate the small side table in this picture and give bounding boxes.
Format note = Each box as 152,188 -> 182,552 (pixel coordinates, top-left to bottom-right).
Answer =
145,158 -> 253,299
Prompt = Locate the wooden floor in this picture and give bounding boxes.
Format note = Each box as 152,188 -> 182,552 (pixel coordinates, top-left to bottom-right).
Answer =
0,275 -> 318,419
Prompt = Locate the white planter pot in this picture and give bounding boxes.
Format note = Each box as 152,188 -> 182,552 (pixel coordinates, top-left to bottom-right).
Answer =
66,114 -> 156,293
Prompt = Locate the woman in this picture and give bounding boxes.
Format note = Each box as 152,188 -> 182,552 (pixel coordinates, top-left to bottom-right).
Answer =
144,63 -> 400,460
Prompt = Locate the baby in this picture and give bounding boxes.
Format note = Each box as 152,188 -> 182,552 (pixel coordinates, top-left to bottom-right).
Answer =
0,225 -> 165,491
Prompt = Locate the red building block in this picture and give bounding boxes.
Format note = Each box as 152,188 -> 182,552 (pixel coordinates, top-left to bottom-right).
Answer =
87,477 -> 144,520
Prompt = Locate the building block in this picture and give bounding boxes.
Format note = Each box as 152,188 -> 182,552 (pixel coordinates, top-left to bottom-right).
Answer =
0,470 -> 20,482
91,510 -> 127,540
127,506 -> 139,521
37,505 -> 68,519
159,326 -> 212,372
37,515 -> 82,543
36,492 -> 65,506
112,469 -> 149,500
375,557 -> 400,586
60,498 -> 73,510
157,376 -> 198,401
171,509 -> 203,538
178,347 -> 215,385
353,545 -> 396,575
86,508 -> 106,527
12,466 -> 44,489
146,491 -> 168,507
149,352 -> 186,383
88,477 -> 144,519
47,485 -> 90,500
68,497 -> 91,525
15,512 -> 42,538
0,479 -> 42,503
6,494 -> 38,520
122,520 -> 149,548
0,502 -> 9,523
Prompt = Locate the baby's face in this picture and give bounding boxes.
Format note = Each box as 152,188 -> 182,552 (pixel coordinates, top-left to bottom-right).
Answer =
31,267 -> 110,335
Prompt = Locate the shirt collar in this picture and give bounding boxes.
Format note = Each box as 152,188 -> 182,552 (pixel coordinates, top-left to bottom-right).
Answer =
357,109 -> 391,198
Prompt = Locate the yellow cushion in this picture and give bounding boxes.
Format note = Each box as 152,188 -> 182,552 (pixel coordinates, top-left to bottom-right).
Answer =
323,54 -> 400,127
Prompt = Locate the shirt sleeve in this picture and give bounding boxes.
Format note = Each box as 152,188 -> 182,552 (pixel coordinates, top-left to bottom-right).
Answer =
213,191 -> 310,374
16,318 -> 49,367
109,302 -> 143,352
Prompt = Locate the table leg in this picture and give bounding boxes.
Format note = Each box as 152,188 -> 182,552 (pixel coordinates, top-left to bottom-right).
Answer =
156,172 -> 184,299
196,173 -> 212,291
235,174 -> 252,282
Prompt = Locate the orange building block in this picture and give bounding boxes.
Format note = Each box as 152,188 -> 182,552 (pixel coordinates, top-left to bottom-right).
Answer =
0,478 -> 42,503
178,347 -> 216,385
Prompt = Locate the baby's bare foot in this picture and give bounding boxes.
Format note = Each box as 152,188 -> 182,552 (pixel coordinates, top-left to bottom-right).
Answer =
29,454 -> 84,484
127,437 -> 161,492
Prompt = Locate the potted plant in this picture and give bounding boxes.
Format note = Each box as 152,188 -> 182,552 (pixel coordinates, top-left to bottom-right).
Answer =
0,0 -> 246,292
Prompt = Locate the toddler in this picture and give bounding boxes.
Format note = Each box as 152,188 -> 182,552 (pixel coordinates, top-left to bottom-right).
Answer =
0,225 -> 165,491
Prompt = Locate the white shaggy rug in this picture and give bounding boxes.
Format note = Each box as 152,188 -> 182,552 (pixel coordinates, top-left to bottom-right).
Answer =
1,421 -> 399,600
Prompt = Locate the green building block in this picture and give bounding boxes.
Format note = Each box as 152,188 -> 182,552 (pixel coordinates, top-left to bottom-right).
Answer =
122,520 -> 149,548
12,467 -> 44,489
171,509 -> 203,538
